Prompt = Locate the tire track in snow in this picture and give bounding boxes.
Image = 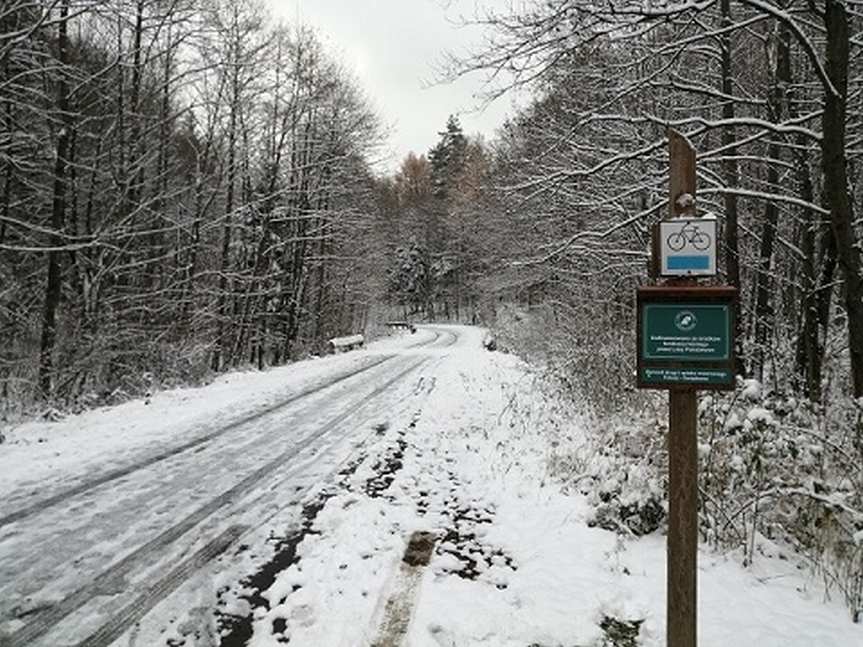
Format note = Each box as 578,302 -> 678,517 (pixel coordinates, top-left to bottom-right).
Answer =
370,531 -> 438,647
210,420 -> 426,644
6,348 -> 449,647
78,350 -> 456,647
71,525 -> 248,647
0,332 -> 443,530
158,335 -> 459,647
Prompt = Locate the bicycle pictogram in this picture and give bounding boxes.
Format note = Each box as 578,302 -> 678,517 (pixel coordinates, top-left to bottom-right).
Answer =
666,222 -> 711,251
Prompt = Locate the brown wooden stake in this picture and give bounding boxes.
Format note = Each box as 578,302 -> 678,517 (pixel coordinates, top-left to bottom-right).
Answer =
665,128 -> 699,647
668,130 -> 696,218
667,387 -> 698,647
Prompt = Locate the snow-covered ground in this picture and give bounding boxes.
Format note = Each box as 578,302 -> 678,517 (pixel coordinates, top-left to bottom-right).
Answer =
1,325 -> 860,646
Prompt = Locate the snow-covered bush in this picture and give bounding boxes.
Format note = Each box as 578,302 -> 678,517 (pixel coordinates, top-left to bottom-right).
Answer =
699,383 -> 863,620
494,306 -> 863,620
575,421 -> 667,537
502,363 -> 668,538
489,302 -> 654,414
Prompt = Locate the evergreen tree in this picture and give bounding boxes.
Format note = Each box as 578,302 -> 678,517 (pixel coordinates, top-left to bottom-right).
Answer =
428,115 -> 468,202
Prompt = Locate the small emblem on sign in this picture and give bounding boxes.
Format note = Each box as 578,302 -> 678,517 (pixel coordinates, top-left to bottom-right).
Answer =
675,310 -> 697,332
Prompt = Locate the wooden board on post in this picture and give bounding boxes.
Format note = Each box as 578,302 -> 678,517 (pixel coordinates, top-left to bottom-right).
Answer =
664,129 -> 698,647
669,130 -> 696,218
641,129 -> 739,647
650,129 -> 699,278
668,387 -> 698,647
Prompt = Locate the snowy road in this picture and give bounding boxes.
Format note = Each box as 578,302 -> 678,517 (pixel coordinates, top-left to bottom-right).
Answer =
2,326 -> 862,647
0,327 -> 458,647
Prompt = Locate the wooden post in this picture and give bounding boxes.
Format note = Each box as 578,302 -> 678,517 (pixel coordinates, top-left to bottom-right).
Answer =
666,129 -> 698,647
668,388 -> 698,647
669,130 -> 696,218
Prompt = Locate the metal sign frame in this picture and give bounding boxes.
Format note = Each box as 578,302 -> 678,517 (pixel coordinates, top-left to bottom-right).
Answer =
636,285 -> 737,390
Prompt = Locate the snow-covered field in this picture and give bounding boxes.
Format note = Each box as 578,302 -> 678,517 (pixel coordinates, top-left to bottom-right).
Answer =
1,325 -> 860,646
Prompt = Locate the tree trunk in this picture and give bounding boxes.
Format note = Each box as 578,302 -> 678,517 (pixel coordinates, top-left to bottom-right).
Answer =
212,24 -> 241,372
822,1 -> 863,397
1,69 -> 11,247
753,168 -> 778,382
313,218 -> 328,345
1,101 -> 11,247
794,154 -> 823,401
153,18 -> 173,297
38,0 -> 71,398
783,23 -> 824,401
815,226 -> 838,341
753,23 -> 790,381
720,0 -> 744,376
127,0 -> 145,212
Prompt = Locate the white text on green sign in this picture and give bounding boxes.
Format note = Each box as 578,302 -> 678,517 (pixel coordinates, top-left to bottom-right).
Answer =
643,304 -> 730,361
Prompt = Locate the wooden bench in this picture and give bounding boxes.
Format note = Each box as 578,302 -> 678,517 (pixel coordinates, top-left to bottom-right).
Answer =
328,334 -> 365,353
385,321 -> 417,333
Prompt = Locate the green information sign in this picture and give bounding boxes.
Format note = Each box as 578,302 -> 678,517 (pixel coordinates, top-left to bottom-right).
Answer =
642,304 -> 730,361
636,286 -> 737,391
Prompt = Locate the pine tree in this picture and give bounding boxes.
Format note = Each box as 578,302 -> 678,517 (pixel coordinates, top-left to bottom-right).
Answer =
428,115 -> 467,202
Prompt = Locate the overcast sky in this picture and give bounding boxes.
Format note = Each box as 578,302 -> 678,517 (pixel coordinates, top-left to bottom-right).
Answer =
266,0 -> 515,174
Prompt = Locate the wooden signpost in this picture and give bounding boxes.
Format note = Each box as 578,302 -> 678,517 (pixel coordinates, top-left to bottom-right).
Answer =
639,130 -> 738,647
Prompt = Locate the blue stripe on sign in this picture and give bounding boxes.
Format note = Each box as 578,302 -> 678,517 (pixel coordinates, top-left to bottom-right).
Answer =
668,255 -> 710,270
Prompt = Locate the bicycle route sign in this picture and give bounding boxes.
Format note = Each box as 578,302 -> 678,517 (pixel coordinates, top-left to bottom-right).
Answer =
637,286 -> 736,390
656,218 -> 717,277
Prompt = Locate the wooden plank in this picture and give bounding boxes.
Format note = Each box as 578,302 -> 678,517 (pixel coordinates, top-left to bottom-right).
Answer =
329,334 -> 364,348
650,222 -> 661,279
666,128 -> 699,647
668,129 -> 697,218
638,285 -> 737,299
668,389 -> 698,647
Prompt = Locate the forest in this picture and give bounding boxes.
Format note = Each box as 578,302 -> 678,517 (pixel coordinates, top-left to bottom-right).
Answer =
2,0 -> 862,619
1,0 -> 390,410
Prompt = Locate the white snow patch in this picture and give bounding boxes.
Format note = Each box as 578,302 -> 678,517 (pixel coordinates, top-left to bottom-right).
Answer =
747,407 -> 776,426
741,378 -> 762,401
